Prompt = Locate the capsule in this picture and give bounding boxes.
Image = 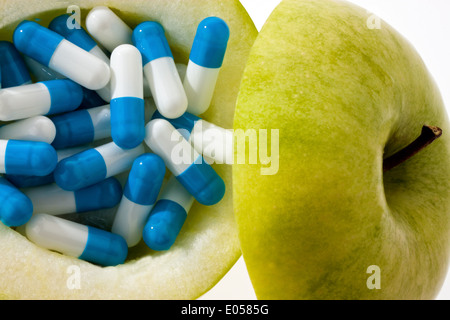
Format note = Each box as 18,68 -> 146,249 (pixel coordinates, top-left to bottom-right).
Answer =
144,119 -> 225,206
13,21 -> 110,91
23,177 -> 122,216
133,22 -> 188,119
54,141 -> 145,191
0,41 -> 32,88
6,145 -> 90,188
0,177 -> 33,227
25,213 -> 128,266
49,14 -> 112,102
0,79 -> 83,121
0,139 -> 57,176
0,116 -> 56,144
112,153 -> 165,247
184,17 -> 229,115
51,104 -> 111,149
152,110 -> 233,164
143,175 -> 194,251
110,45 -> 145,149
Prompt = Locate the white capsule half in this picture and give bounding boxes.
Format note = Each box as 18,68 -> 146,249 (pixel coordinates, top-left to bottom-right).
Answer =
0,116 -> 56,144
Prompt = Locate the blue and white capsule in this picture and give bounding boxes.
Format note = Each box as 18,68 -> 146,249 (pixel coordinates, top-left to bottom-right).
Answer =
133,22 -> 188,119
25,213 -> 128,266
13,21 -> 110,91
23,177 -> 122,216
110,44 -> 145,149
0,139 -> 57,176
6,145 -> 90,189
0,79 -> 83,121
0,177 -> 33,227
112,153 -> 165,247
184,17 -> 229,115
0,116 -> 56,144
0,41 -> 32,88
143,175 -> 194,251
152,110 -> 233,164
51,104 -> 111,149
49,14 -> 112,102
54,141 -> 145,191
144,119 -> 225,206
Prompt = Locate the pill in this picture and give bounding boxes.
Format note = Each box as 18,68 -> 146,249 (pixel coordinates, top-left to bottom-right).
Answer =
110,44 -> 145,149
54,141 -> 145,191
25,213 -> 128,266
0,116 -> 56,144
0,177 -> 33,227
143,175 -> 194,251
0,139 -> 57,176
5,145 -> 90,188
13,21 -> 110,90
133,22 -> 188,119
0,79 -> 83,121
184,17 -> 229,115
51,104 -> 111,149
144,119 -> 225,206
22,177 -> 122,216
0,41 -> 32,88
49,14 -> 112,102
85,6 -> 133,54
152,110 -> 233,164
112,153 -> 165,247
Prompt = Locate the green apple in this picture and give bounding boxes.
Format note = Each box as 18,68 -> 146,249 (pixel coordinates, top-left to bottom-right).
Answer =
234,0 -> 450,299
0,0 -> 257,299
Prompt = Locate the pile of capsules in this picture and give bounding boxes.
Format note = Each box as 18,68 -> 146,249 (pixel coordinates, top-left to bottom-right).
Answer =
0,6 -> 232,267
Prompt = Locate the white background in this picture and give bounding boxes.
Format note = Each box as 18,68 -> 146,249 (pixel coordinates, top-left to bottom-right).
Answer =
200,0 -> 450,300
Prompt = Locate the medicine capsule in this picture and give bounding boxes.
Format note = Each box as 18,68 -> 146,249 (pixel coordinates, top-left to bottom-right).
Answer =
110,44 -> 145,149
0,139 -> 57,176
152,110 -> 233,165
184,17 -> 230,115
143,175 -> 194,251
23,177 -> 122,216
133,22 -> 188,119
0,116 -> 56,144
144,119 -> 225,206
13,21 -> 110,91
0,41 -> 32,88
51,104 -> 111,149
6,145 -> 90,188
0,177 -> 33,227
54,141 -> 144,191
49,14 -> 112,102
25,213 -> 128,266
0,79 -> 83,121
112,153 -> 165,247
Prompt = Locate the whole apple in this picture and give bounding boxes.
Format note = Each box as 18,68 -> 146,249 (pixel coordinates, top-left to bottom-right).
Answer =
234,0 -> 450,299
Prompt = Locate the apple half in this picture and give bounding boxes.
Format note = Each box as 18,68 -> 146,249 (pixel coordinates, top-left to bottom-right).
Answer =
233,0 -> 450,299
0,0 -> 257,299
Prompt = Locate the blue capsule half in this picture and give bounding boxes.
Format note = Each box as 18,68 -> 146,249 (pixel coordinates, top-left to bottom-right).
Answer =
111,97 -> 145,149
75,177 -> 122,212
189,17 -> 230,69
143,199 -> 188,251
0,177 -> 33,227
2,140 -> 57,176
0,41 -> 32,88
132,21 -> 173,66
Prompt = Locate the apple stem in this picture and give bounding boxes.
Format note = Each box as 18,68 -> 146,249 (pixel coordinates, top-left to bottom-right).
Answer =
383,125 -> 442,172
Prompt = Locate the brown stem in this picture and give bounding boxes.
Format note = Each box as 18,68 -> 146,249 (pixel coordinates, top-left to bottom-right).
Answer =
383,125 -> 442,172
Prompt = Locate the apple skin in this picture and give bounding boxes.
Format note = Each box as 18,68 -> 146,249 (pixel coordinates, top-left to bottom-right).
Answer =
234,0 -> 450,299
0,0 -> 257,299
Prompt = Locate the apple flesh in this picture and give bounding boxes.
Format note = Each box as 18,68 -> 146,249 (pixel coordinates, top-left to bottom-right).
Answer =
234,0 -> 450,299
0,0 -> 257,299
